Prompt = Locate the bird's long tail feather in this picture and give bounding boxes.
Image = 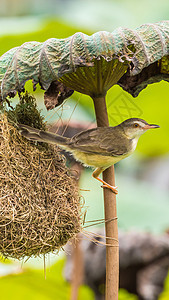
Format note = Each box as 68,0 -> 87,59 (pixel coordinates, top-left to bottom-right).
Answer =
18,124 -> 68,145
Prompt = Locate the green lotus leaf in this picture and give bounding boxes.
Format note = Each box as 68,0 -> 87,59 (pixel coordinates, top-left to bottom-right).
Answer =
1,21 -> 169,109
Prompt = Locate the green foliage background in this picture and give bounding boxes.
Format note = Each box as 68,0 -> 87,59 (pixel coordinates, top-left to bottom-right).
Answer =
0,258 -> 141,300
0,14 -> 168,300
0,259 -> 94,300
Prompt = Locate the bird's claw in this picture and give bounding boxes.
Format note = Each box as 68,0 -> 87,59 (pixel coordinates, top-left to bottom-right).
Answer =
101,185 -> 118,194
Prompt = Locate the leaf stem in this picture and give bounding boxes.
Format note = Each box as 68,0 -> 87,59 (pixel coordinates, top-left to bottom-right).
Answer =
92,95 -> 119,300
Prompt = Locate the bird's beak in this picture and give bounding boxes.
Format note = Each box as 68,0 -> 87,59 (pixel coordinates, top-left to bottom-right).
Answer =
143,124 -> 160,130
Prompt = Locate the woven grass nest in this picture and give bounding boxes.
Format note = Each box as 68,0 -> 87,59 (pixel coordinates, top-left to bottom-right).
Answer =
0,94 -> 83,260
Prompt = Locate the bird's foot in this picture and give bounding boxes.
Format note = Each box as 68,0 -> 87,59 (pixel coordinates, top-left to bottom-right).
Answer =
92,172 -> 118,195
101,184 -> 118,194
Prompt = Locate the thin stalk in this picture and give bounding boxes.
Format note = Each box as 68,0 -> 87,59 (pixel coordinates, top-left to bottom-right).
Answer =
70,163 -> 84,300
93,95 -> 119,300
70,237 -> 83,300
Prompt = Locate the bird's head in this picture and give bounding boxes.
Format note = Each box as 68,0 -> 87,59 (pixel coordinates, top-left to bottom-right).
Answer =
120,118 -> 160,139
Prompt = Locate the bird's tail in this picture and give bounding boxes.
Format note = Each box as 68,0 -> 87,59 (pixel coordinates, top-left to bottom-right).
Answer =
18,124 -> 69,146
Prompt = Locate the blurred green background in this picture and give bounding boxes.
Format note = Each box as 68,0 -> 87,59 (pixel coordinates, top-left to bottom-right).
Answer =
0,1 -> 169,299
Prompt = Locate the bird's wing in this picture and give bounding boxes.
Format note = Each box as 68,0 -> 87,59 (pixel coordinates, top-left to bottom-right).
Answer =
99,136 -> 130,156
68,127 -> 130,156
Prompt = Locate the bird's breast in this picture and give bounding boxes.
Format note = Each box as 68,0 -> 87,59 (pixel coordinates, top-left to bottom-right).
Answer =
71,150 -> 130,168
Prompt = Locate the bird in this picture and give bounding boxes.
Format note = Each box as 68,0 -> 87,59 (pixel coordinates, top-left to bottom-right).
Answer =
18,118 -> 160,194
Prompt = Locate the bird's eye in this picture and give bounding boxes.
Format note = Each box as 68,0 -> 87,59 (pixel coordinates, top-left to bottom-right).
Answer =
133,123 -> 139,128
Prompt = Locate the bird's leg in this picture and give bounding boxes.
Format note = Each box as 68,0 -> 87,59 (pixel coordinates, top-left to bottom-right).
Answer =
92,167 -> 118,194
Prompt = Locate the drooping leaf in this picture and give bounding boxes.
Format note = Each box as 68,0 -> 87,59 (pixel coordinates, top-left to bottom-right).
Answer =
1,21 -> 169,108
118,56 -> 169,97
44,81 -> 74,110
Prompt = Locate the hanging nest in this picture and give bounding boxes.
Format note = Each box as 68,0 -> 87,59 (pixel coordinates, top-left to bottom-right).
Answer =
0,94 -> 83,260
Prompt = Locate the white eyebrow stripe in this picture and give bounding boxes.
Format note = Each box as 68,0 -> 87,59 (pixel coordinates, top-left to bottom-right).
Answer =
134,121 -> 147,126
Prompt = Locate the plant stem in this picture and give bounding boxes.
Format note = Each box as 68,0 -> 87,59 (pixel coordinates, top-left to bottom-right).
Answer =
70,237 -> 83,300
70,163 -> 84,300
93,96 -> 119,300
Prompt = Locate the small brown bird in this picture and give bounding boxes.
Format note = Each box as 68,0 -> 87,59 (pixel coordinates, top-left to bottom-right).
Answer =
18,118 -> 160,194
